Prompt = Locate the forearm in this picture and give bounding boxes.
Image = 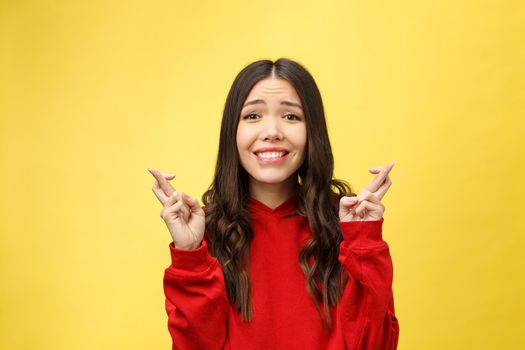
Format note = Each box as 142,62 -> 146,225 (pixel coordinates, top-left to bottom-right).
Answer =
163,239 -> 229,350
338,219 -> 400,349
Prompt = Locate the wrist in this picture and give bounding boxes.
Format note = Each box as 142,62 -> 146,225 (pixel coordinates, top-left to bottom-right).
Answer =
174,240 -> 202,250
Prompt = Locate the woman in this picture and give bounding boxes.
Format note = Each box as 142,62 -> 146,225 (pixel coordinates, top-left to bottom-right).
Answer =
148,58 -> 399,349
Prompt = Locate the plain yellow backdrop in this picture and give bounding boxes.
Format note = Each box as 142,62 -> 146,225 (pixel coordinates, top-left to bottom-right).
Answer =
1,0 -> 524,349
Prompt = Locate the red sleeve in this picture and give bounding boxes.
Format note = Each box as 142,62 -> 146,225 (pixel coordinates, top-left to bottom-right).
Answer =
163,238 -> 229,350
337,218 -> 400,350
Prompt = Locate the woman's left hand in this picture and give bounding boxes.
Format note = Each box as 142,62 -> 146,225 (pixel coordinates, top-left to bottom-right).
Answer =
339,162 -> 395,222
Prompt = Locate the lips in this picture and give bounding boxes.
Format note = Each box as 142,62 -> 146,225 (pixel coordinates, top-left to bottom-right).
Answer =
254,151 -> 289,158
253,151 -> 289,164
253,147 -> 289,152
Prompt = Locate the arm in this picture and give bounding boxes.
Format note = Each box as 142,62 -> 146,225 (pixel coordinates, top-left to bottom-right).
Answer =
337,218 -> 400,350
163,238 -> 229,350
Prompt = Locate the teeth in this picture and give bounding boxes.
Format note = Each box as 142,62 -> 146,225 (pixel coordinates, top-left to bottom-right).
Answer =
256,152 -> 286,159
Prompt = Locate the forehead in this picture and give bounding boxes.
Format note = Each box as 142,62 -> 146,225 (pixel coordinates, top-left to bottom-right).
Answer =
245,77 -> 300,101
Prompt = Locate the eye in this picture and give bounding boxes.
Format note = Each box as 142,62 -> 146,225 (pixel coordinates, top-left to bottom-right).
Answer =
242,113 -> 259,120
284,114 -> 301,121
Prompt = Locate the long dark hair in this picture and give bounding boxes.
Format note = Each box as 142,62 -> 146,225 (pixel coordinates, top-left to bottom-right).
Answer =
202,58 -> 356,330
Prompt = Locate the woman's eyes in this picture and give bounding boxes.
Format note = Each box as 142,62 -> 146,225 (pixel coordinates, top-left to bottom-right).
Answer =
284,114 -> 301,121
243,113 -> 258,120
243,113 -> 301,121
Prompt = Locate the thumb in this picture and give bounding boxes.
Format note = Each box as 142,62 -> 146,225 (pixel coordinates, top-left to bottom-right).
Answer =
340,196 -> 359,211
339,196 -> 359,219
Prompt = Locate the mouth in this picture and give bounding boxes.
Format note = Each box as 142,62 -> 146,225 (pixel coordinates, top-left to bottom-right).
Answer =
253,151 -> 290,164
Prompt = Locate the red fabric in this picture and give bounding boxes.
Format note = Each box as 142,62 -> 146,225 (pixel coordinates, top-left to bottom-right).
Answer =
163,195 -> 399,349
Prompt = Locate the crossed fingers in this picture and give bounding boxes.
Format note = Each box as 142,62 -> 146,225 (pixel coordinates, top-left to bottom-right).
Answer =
361,162 -> 394,202
340,162 -> 395,221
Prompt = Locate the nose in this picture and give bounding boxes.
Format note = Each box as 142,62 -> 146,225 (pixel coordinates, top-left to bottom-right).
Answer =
261,116 -> 283,141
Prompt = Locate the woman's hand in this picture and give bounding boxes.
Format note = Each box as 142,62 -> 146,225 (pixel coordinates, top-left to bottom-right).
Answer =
148,167 -> 205,250
339,162 -> 394,222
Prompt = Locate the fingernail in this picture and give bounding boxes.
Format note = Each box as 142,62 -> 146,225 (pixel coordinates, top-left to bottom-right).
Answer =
165,173 -> 176,177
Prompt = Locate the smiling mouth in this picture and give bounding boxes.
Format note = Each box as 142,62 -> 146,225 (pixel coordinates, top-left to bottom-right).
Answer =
252,151 -> 290,164
253,151 -> 290,159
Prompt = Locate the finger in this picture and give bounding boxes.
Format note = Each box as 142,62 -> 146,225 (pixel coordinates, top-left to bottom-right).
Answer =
356,190 -> 381,205
365,171 -> 392,201
374,175 -> 392,201
364,162 -> 395,193
369,161 -> 396,173
165,190 -> 181,207
151,173 -> 177,205
182,193 -> 205,215
166,191 -> 190,221
339,196 -> 359,218
163,201 -> 186,221
152,180 -> 169,205
340,196 -> 359,209
148,168 -> 176,196
160,191 -> 181,218
162,172 -> 176,179
354,200 -> 383,217
177,194 -> 191,221
163,192 -> 189,221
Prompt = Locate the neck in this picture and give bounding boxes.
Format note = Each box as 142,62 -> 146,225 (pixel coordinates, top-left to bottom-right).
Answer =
249,175 -> 298,209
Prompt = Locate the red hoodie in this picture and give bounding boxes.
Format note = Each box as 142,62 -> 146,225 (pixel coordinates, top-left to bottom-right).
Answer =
163,195 -> 399,349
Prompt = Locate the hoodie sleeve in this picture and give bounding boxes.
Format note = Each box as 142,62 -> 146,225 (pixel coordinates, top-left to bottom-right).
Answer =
337,218 -> 400,350
163,238 -> 229,350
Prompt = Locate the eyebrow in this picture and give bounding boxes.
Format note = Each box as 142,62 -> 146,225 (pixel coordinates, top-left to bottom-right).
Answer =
242,99 -> 303,110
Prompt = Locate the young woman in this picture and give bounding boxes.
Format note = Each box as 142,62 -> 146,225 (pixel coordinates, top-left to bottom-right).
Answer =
148,58 -> 399,350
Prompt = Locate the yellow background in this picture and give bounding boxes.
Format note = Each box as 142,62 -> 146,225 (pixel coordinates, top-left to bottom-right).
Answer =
1,0 -> 524,349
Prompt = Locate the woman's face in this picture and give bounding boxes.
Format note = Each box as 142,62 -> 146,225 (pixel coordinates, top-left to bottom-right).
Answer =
236,77 -> 307,188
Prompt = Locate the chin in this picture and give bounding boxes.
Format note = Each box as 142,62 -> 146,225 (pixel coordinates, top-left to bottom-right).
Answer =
251,171 -> 297,185
254,177 -> 288,185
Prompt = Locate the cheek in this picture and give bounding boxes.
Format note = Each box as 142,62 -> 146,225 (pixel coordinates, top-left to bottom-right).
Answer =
292,126 -> 307,155
236,124 -> 244,149
236,124 -> 253,155
236,125 -> 258,172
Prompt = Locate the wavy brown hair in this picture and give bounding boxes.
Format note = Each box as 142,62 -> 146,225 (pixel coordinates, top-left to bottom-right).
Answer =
202,58 -> 357,330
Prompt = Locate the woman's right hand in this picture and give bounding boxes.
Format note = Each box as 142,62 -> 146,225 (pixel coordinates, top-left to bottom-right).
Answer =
148,167 -> 205,250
